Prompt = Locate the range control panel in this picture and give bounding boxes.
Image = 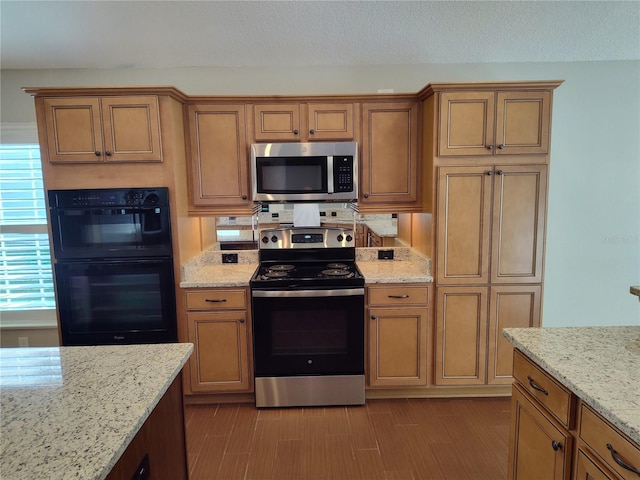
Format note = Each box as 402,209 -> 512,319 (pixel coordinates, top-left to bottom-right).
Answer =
259,227 -> 355,249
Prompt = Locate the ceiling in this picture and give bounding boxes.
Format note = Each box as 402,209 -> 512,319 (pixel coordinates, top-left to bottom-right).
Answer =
1,1 -> 639,70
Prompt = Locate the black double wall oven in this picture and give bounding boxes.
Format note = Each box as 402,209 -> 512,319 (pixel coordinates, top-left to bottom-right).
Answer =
48,188 -> 177,346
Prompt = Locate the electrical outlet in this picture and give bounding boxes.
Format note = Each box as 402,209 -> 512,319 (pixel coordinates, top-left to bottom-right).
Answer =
222,253 -> 238,264
271,213 -> 279,218
378,249 -> 394,260
331,211 -> 337,217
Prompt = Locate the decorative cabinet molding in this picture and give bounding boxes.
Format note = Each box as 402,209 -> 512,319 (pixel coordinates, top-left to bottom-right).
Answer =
42,96 -> 162,163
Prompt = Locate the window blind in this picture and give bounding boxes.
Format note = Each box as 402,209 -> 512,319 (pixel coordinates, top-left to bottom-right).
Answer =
0,144 -> 55,311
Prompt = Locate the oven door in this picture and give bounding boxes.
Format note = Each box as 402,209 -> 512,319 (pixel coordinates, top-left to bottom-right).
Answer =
49,205 -> 172,260
252,288 -> 364,377
54,258 -> 177,345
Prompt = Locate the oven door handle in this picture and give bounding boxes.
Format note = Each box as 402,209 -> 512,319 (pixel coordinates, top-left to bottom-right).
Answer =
252,288 -> 364,298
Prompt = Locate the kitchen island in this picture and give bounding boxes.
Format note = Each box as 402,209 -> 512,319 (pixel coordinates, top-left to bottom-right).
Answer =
0,343 -> 193,480
503,326 -> 640,478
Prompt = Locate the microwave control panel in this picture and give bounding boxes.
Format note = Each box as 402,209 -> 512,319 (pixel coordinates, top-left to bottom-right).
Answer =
333,156 -> 354,192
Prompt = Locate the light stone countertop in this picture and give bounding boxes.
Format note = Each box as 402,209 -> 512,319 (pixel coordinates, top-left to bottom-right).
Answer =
180,247 -> 432,287
503,326 -> 640,444
0,343 -> 193,480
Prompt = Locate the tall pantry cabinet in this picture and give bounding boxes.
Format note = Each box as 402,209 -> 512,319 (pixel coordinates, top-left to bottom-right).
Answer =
419,81 -> 563,388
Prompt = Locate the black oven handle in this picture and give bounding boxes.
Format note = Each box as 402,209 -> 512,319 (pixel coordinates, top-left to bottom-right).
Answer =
252,288 -> 364,298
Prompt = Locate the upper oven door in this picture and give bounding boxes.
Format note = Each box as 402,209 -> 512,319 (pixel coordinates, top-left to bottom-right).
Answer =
49,204 -> 172,259
252,288 -> 365,377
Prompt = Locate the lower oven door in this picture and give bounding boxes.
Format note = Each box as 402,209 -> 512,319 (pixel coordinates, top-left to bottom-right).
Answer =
251,288 -> 365,377
54,258 -> 177,345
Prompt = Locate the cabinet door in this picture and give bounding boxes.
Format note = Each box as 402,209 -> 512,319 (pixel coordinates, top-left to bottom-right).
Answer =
187,104 -> 251,210
491,165 -> 547,284
253,104 -> 301,141
575,448 -> 618,480
187,311 -> 251,393
487,285 -> 541,385
495,91 -> 551,155
368,307 -> 428,387
307,103 -> 356,141
508,385 -> 573,480
437,166 -> 493,285
434,286 -> 488,385
101,96 -> 162,162
439,91 -> 495,156
360,102 -> 419,208
42,97 -> 104,163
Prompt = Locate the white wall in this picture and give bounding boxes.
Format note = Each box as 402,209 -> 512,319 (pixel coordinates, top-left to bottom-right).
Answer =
2,61 -> 639,327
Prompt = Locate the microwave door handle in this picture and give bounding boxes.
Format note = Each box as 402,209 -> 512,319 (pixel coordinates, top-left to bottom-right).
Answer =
327,156 -> 335,194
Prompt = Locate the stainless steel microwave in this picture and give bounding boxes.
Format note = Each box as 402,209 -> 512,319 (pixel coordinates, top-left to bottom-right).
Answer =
251,142 -> 358,202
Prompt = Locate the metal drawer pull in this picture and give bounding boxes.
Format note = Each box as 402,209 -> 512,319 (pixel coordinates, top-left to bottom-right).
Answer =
527,375 -> 549,395
388,294 -> 410,299
205,298 -> 227,303
607,443 -> 640,476
551,440 -> 562,451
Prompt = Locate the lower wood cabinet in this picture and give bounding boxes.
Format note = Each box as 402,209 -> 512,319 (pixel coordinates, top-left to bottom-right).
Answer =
508,383 -> 573,480
366,284 -> 429,387
434,285 -> 541,386
184,288 -> 253,393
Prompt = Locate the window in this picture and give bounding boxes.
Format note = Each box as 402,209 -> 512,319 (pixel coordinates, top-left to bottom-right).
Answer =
0,144 -> 55,312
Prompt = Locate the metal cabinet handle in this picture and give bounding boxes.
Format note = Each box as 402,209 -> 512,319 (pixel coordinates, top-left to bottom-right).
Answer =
105,151 -> 112,156
527,375 -> 549,395
487,145 -> 494,150
94,151 -> 101,156
607,443 -> 640,475
309,129 -> 315,134
551,440 -> 562,451
363,193 -> 369,198
496,169 -> 504,175
388,294 -> 410,299
293,129 -> 299,135
487,171 -> 494,176
370,315 -> 377,320
498,144 -> 505,149
205,298 -> 227,303
241,195 -> 247,200
239,318 -> 245,323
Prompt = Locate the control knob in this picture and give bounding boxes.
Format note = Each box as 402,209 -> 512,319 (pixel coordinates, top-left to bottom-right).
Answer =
261,236 -> 269,244
271,235 -> 278,243
337,234 -> 344,242
346,235 -> 353,242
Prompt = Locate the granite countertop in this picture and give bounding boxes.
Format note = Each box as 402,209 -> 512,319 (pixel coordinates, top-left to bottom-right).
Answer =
180,247 -> 433,287
0,343 -> 193,480
503,326 -> 640,444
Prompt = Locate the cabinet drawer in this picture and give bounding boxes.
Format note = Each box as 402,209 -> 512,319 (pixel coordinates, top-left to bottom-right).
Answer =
575,448 -> 618,480
513,350 -> 573,428
185,289 -> 246,310
367,285 -> 428,306
579,403 -> 640,480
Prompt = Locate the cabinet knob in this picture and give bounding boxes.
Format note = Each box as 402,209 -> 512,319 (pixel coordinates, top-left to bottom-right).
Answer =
487,145 -> 494,150
239,318 -> 245,323
363,193 -> 369,198
551,440 -> 562,451
94,151 -> 101,156
498,144 -> 505,149
496,170 -> 504,176
309,129 -> 315,134
293,129 -> 299,135
242,195 -> 247,200
105,151 -> 112,156
370,315 -> 377,321
487,171 -> 493,176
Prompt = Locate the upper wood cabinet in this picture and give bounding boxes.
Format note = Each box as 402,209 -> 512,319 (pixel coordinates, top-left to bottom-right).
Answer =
186,104 -> 252,214
360,102 -> 420,211
437,164 -> 547,285
438,90 -> 551,157
252,102 -> 357,142
42,96 -> 162,163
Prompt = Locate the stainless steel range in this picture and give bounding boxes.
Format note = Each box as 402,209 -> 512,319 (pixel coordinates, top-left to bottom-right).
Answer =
250,227 -> 365,408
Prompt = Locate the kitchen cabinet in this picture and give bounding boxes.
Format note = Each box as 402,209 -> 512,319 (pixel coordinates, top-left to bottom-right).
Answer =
186,104 -> 252,215
437,164 -> 547,285
578,402 -> 640,480
360,102 -> 420,212
367,284 -> 429,387
252,102 -> 358,142
42,96 -> 162,163
438,90 -> 551,157
184,288 -> 253,393
435,285 -> 541,386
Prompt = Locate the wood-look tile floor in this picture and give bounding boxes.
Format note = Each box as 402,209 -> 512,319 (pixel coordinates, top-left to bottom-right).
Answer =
185,397 -> 511,480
